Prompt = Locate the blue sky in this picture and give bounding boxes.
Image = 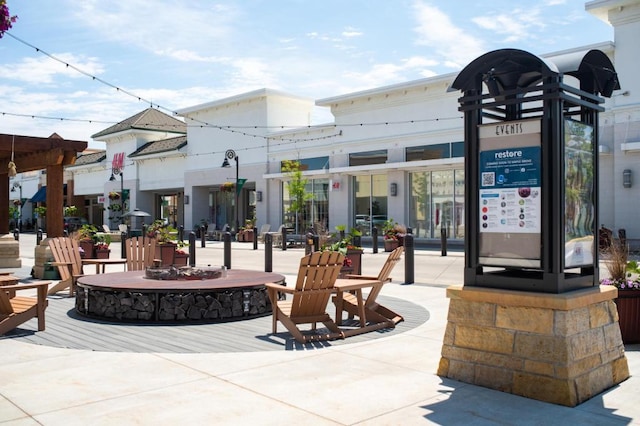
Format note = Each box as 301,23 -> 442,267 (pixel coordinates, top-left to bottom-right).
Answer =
0,0 -> 614,148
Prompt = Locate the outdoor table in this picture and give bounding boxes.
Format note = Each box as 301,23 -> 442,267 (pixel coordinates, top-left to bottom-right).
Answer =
81,258 -> 128,274
0,274 -> 20,297
333,278 -> 382,327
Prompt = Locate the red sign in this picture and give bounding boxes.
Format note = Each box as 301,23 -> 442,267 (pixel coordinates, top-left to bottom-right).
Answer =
112,152 -> 125,171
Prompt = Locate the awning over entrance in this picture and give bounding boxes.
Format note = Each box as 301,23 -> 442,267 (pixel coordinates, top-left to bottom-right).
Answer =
29,184 -> 67,203
30,187 -> 46,203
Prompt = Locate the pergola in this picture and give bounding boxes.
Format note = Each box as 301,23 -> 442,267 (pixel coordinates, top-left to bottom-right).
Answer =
0,133 -> 88,237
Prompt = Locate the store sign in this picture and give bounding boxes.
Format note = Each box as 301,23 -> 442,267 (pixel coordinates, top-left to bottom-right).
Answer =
477,119 -> 541,268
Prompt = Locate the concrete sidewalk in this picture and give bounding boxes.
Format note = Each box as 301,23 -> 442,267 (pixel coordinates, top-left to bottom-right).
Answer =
1,235 -> 638,425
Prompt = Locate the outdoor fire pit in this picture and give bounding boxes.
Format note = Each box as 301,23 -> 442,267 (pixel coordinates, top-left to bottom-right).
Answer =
75,269 -> 285,323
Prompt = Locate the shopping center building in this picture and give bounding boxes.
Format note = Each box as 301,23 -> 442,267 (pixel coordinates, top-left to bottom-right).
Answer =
15,0 -> 640,244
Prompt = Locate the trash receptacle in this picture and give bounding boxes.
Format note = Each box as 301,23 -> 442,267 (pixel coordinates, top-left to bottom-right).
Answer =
43,262 -> 61,280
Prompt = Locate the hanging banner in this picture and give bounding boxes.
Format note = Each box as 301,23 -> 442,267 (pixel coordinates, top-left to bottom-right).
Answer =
236,178 -> 247,195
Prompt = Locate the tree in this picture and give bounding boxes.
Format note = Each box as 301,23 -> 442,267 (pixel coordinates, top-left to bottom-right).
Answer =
282,160 -> 313,235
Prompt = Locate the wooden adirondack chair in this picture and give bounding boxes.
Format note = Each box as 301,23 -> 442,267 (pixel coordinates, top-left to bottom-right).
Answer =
125,236 -> 157,271
0,280 -> 50,335
265,251 -> 345,343
48,237 -> 84,296
336,246 -> 404,326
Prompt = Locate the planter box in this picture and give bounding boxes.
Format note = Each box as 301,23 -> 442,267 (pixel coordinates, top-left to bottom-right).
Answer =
158,243 -> 176,267
616,290 -> 640,343
384,239 -> 400,252
79,240 -> 95,259
174,252 -> 189,266
95,248 -> 110,259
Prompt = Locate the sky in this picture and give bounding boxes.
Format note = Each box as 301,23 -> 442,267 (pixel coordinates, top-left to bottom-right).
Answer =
0,0 -> 614,149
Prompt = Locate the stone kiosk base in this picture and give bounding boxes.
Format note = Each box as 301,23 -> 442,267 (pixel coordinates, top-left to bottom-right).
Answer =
438,285 -> 629,407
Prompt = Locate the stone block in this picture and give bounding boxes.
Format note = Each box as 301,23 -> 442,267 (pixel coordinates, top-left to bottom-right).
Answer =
523,360 -> 554,377
447,359 -> 475,383
568,328 -> 605,360
448,299 -> 495,326
555,353 -> 601,379
496,305 -> 553,334
441,344 -> 522,370
475,364 -> 513,392
454,324 -> 515,354
554,307 -> 590,336
514,333 -> 568,363
575,364 -> 614,404
589,301 -> 614,328
437,357 -> 450,376
442,322 -> 455,345
513,372 -> 577,407
611,356 -> 630,384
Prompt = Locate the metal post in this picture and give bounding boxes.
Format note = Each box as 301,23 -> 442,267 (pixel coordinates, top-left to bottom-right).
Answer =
120,232 -> 127,258
372,227 -> 379,254
305,231 -> 314,255
441,226 -> 447,257
200,225 -> 206,248
223,231 -> 232,269
313,235 -> 319,252
188,232 -> 196,266
178,225 -> 184,241
404,233 -> 415,284
265,233 -> 273,272
13,228 -> 19,241
36,228 -> 43,246
253,226 -> 258,250
281,226 -> 287,251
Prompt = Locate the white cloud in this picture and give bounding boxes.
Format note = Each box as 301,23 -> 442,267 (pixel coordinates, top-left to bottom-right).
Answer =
0,54 -> 104,84
411,1 -> 485,69
342,27 -> 363,38
472,9 -> 546,43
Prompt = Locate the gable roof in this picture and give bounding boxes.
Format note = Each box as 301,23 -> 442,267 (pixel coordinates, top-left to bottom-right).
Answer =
74,150 -> 107,166
91,108 -> 186,139
129,135 -> 187,158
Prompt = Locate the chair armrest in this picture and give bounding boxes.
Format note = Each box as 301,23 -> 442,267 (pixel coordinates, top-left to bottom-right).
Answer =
2,281 -> 51,291
51,261 -> 73,267
265,282 -> 294,294
344,274 -> 377,280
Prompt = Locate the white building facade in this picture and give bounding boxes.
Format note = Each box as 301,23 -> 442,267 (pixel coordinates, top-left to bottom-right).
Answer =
65,0 -> 639,243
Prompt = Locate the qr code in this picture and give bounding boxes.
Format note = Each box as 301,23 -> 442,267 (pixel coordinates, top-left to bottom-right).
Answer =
482,172 -> 495,187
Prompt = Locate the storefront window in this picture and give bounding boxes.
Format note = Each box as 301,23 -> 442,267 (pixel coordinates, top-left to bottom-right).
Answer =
282,178 -> 329,233
354,174 -> 388,236
409,169 -> 464,239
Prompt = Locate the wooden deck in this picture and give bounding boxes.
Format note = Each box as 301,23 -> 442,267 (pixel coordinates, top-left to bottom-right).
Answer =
1,294 -> 429,352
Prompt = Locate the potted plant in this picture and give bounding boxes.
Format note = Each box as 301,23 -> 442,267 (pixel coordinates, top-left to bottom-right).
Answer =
382,218 -> 406,251
108,191 -> 121,200
94,234 -> 111,259
174,248 -> 189,266
600,238 -> 640,343
238,217 -> 257,242
220,182 -> 235,193
147,219 -> 183,266
76,224 -> 99,258
325,226 -> 363,277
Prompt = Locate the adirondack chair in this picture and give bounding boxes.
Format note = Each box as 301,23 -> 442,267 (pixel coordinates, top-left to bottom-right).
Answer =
265,251 -> 345,344
0,280 -> 50,335
48,237 -> 84,296
257,224 -> 271,242
125,236 -> 157,271
335,246 -> 404,326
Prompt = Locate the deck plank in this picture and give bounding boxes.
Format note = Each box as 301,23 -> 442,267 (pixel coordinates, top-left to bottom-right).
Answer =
1,294 -> 428,353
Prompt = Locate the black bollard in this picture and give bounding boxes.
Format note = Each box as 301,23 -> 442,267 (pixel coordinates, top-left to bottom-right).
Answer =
178,225 -> 184,242
223,231 -> 232,269
253,226 -> 258,250
404,233 -> 415,284
200,225 -> 205,247
265,233 -> 273,272
188,232 -> 196,266
121,232 -> 127,258
372,227 -> 379,254
441,226 -> 447,256
36,228 -> 43,245
281,226 -> 287,251
13,228 -> 19,241
313,235 -> 320,252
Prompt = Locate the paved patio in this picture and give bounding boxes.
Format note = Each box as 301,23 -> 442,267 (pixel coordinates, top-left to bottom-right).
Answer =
1,235 -> 638,425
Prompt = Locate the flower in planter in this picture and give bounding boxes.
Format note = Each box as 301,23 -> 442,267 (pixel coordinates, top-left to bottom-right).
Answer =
600,239 -> 640,291
13,199 -> 21,206
108,191 -> 121,200
95,243 -> 109,250
343,257 -> 353,267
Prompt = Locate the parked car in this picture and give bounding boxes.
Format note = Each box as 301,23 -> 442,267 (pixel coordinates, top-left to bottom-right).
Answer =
63,216 -> 88,232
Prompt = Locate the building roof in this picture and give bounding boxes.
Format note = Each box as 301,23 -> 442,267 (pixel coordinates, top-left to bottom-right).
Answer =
129,135 -> 187,158
74,150 -> 107,166
91,108 -> 186,139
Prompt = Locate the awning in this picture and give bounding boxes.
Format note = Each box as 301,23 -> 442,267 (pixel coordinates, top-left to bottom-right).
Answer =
30,186 -> 47,203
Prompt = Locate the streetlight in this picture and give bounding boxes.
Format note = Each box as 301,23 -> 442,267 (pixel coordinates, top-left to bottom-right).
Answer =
221,149 -> 239,233
109,169 -> 125,225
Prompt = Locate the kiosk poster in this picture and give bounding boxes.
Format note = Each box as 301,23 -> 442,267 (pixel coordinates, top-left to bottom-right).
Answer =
478,119 -> 541,268
564,119 -> 594,268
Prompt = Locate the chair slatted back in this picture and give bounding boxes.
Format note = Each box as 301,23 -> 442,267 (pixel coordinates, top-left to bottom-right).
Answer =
367,246 -> 404,305
291,251 -> 344,317
125,236 -> 157,271
48,237 -> 83,282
